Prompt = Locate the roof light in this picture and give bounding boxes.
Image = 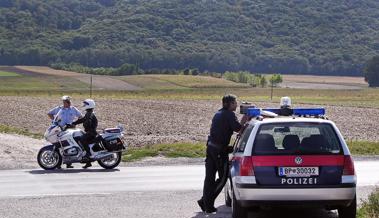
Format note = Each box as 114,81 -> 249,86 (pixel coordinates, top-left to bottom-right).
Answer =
280,96 -> 291,107
293,108 -> 325,116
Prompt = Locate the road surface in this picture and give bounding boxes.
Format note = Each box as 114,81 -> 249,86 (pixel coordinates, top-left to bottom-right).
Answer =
0,161 -> 378,218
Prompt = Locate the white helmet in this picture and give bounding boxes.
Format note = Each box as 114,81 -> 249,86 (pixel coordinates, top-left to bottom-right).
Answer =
62,95 -> 71,102
82,99 -> 96,110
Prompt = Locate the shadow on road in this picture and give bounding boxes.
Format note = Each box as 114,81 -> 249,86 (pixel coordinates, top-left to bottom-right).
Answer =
192,205 -> 338,218
192,205 -> 231,218
28,168 -> 120,174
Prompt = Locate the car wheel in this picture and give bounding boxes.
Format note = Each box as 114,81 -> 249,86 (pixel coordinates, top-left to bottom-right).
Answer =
338,195 -> 356,218
232,190 -> 248,218
224,180 -> 232,207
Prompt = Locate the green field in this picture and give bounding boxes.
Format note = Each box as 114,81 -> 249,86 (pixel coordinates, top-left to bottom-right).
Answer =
0,68 -> 379,108
121,74 -> 248,90
0,71 -> 20,77
2,86 -> 379,108
0,74 -> 88,91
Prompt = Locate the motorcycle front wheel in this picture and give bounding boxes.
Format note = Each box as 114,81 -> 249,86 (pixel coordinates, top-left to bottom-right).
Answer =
97,152 -> 122,169
37,146 -> 62,170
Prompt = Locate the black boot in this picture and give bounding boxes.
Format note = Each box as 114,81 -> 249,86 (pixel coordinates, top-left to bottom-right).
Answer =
197,199 -> 205,212
66,164 -> 73,168
82,162 -> 92,169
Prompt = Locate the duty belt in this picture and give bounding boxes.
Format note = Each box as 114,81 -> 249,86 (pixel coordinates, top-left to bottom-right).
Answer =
207,141 -> 224,150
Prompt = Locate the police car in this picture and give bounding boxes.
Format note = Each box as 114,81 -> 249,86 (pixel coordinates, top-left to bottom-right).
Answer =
225,104 -> 356,218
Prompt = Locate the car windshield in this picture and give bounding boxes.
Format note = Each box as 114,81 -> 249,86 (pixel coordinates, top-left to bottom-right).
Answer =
252,122 -> 342,155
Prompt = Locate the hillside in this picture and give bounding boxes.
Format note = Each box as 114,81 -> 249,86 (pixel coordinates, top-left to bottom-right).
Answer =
0,0 -> 378,75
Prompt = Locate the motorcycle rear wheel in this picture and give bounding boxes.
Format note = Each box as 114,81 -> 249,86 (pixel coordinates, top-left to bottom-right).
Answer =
97,152 -> 122,169
37,146 -> 62,170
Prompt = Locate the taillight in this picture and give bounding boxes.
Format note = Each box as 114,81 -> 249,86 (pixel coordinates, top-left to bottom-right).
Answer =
239,156 -> 255,176
343,155 -> 355,175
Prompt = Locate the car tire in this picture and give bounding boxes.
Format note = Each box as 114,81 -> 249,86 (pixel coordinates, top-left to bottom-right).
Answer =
338,195 -> 356,218
224,181 -> 232,207
232,190 -> 248,218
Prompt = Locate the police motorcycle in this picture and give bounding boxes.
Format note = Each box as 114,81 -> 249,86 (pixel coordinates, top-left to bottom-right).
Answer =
37,117 -> 127,170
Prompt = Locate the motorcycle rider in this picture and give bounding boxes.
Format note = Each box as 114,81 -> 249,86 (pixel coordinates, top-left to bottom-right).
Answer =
48,95 -> 82,169
72,99 -> 98,169
198,94 -> 250,213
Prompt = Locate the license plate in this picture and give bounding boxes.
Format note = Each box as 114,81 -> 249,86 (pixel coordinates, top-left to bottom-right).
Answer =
278,167 -> 319,177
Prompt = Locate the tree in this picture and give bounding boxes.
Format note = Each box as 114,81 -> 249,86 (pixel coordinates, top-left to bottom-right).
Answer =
191,68 -> 199,75
269,74 -> 283,87
117,63 -> 138,75
259,76 -> 267,88
364,56 -> 379,87
183,68 -> 190,75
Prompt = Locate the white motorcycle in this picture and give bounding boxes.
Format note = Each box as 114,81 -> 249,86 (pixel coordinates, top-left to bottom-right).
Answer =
37,121 -> 127,170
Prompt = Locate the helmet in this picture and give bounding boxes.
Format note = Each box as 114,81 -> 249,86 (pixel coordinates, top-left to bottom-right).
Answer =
62,95 -> 71,102
280,96 -> 291,108
82,99 -> 96,110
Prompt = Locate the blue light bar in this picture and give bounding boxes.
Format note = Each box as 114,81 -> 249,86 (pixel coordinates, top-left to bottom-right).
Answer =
246,108 -> 261,117
247,107 -> 325,117
293,108 -> 325,116
262,108 -> 281,114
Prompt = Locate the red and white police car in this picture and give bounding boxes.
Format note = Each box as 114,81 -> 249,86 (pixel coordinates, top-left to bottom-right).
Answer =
225,107 -> 356,218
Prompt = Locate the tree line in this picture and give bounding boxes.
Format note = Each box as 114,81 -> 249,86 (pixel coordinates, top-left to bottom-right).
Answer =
0,0 -> 379,76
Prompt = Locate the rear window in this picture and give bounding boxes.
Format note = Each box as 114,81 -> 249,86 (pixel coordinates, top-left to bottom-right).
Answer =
252,122 -> 342,155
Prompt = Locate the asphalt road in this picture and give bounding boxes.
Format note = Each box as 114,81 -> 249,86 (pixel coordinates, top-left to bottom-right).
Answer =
0,161 -> 378,218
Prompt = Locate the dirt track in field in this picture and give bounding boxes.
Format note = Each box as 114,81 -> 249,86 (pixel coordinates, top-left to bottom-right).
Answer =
0,96 -> 378,148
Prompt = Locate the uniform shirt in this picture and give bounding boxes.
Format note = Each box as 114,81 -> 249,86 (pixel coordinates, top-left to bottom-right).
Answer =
208,108 -> 242,148
48,106 -> 82,126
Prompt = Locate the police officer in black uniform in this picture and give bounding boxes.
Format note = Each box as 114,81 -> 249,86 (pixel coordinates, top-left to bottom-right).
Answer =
72,99 -> 98,169
198,94 -> 250,213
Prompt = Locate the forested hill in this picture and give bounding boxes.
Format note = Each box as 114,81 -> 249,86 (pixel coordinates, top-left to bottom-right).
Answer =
0,0 -> 378,76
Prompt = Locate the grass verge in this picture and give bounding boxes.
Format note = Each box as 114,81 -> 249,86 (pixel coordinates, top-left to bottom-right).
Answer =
0,124 -> 378,160
122,140 -> 379,162
347,141 -> 379,155
0,71 -> 20,77
357,187 -> 379,218
0,124 -> 43,139
122,142 -> 205,162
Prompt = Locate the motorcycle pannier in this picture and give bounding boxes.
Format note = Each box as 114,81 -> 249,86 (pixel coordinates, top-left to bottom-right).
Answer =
102,137 -> 124,151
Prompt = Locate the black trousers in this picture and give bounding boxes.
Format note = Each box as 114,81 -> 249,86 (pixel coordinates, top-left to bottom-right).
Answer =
202,145 -> 229,209
79,132 -> 96,157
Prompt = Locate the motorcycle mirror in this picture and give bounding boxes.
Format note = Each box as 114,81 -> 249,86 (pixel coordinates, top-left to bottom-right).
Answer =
117,123 -> 125,132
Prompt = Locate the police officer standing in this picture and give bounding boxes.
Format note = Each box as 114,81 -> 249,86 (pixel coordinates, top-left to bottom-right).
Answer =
198,94 -> 250,213
48,96 -> 82,169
